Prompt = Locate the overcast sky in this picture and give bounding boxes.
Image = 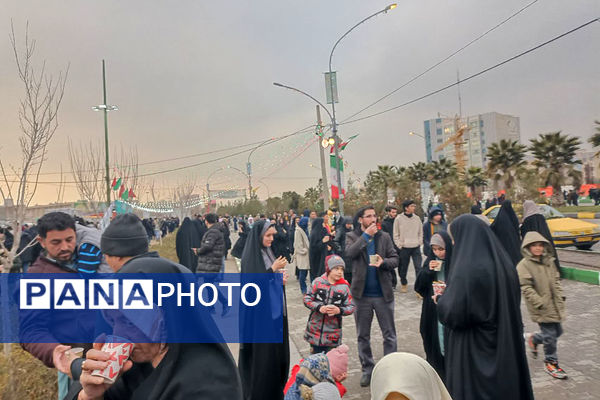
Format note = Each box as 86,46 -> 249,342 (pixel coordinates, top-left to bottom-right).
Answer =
1,0 -> 598,204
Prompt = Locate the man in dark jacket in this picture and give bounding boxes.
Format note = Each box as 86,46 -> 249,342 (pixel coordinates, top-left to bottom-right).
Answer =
195,213 -> 225,273
380,205 -> 399,289
422,206 -> 448,258
20,212 -> 99,398
345,206 -> 399,387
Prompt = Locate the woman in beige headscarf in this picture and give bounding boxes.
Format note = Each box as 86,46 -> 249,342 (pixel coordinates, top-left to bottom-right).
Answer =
371,352 -> 451,400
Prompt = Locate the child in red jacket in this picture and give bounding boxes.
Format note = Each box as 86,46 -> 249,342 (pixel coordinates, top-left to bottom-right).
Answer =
303,255 -> 355,354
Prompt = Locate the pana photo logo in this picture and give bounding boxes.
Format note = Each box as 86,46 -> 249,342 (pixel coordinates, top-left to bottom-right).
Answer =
20,279 -> 262,310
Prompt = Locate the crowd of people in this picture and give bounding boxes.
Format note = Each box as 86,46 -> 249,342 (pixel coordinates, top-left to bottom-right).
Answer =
4,196 -> 570,399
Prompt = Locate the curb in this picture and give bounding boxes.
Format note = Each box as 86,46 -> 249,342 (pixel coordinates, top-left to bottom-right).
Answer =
560,265 -> 600,285
562,212 -> 600,219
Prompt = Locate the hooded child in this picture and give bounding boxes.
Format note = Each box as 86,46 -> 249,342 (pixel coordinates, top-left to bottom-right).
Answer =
436,214 -> 534,400
520,200 -> 561,273
284,345 -> 349,399
413,232 -> 453,381
518,231 -> 567,379
303,255 -> 355,354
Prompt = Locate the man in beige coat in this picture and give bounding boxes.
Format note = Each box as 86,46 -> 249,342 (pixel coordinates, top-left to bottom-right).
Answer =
517,231 -> 567,379
294,217 -> 311,294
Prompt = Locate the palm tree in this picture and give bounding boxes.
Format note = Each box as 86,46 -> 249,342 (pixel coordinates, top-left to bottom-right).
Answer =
463,166 -> 487,195
406,162 -> 428,183
486,139 -> 527,189
368,165 -> 400,201
529,131 -> 582,201
588,120 -> 600,156
427,158 -> 458,182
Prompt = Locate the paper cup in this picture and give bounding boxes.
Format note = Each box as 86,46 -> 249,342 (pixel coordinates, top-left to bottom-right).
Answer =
369,255 -> 378,265
432,260 -> 442,272
67,347 -> 84,361
91,338 -> 134,384
432,281 -> 446,297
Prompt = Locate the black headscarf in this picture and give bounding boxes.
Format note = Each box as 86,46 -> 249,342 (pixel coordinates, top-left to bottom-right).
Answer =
308,218 -> 328,279
175,217 -> 201,272
490,200 -> 522,266
231,221 -> 248,259
414,231 -> 453,381
67,252 -> 242,400
238,220 -> 290,400
192,218 -> 207,242
471,204 -> 482,214
437,215 -> 533,400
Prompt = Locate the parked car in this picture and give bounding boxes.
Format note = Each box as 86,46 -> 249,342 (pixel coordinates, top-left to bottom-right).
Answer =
483,204 -> 600,250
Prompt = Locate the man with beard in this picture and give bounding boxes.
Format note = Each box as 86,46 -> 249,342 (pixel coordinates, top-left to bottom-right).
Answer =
345,206 -> 398,387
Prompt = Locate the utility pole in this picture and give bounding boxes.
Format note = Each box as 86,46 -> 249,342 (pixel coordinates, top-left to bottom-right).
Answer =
92,60 -> 118,206
102,61 -> 110,205
316,105 -> 330,210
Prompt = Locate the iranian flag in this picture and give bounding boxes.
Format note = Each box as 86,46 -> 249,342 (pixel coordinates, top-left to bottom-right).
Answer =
330,154 -> 345,199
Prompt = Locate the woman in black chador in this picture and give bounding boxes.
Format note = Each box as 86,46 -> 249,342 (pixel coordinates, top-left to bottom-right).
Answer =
175,217 -> 201,272
308,217 -> 329,282
238,220 -> 290,400
437,214 -> 534,400
414,231 -> 453,382
490,199 -> 522,266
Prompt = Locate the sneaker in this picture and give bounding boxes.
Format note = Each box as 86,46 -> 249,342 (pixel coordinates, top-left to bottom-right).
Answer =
545,362 -> 568,379
360,372 -> 372,387
400,284 -> 408,293
525,333 -> 538,359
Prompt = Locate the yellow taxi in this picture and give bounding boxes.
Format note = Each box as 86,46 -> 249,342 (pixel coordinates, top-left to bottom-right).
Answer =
483,204 -> 600,250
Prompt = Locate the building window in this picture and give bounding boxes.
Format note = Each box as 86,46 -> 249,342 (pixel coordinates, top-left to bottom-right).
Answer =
437,138 -> 443,144
480,120 -> 484,128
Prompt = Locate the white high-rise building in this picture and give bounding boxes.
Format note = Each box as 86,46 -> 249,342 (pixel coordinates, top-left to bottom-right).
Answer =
424,112 -> 521,168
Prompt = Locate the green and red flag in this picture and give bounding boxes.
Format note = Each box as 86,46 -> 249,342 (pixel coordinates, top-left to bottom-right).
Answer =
330,154 -> 345,199
112,177 -> 122,191
128,188 -> 136,199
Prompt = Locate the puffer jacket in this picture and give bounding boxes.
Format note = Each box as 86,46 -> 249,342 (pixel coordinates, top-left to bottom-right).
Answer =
303,274 -> 354,347
196,225 -> 225,272
516,231 -> 565,323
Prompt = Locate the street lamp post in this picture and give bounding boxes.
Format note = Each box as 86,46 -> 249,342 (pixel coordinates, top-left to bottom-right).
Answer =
327,3 -> 397,214
92,59 -> 118,206
247,138 -> 275,199
273,83 -> 334,211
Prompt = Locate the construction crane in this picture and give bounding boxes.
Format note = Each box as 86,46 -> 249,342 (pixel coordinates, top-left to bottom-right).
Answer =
434,115 -> 469,173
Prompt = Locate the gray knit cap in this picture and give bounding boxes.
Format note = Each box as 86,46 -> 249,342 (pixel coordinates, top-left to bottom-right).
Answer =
430,233 -> 446,249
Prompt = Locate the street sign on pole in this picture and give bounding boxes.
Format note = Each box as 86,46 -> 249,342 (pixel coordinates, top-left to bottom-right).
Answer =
324,72 -> 339,104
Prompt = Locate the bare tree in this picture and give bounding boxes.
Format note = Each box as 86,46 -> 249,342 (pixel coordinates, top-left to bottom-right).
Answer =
68,140 -> 104,212
0,21 -> 69,272
170,177 -> 198,219
68,140 -> 142,212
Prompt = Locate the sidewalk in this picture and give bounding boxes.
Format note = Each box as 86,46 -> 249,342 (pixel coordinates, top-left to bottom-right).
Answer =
285,266 -> 600,399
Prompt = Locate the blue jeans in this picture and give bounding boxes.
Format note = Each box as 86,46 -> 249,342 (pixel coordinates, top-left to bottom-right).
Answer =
298,269 -> 308,294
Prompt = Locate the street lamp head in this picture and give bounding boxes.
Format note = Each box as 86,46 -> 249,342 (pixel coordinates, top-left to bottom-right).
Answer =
409,131 -> 415,136
273,82 -> 284,87
386,3 -> 398,11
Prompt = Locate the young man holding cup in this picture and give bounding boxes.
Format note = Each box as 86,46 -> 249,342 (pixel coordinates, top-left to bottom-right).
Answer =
345,206 -> 399,387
